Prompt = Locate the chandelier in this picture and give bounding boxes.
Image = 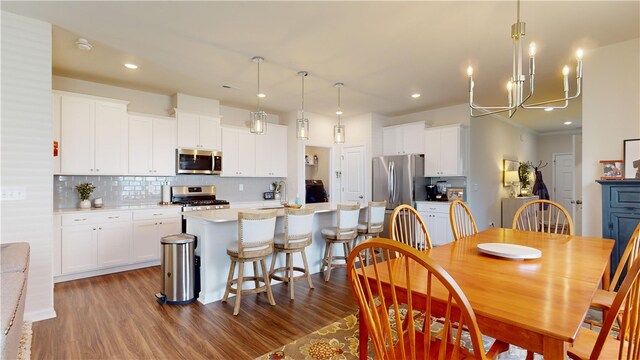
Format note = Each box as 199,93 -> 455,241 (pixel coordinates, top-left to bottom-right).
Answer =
467,0 -> 583,118
250,56 -> 267,134
296,71 -> 309,140
333,83 -> 345,144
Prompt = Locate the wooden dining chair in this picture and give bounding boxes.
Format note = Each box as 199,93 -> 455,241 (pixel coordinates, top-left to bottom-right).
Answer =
449,200 -> 478,241
568,255 -> 640,360
390,204 -> 432,251
587,222 -> 640,328
347,238 -> 507,359
512,199 -> 574,235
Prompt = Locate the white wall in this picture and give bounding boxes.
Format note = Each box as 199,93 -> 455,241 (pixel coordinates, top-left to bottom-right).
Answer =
469,116 -> 538,229
53,76 -> 173,116
582,38 -> 640,237
172,93 -> 220,116
388,103 -> 470,127
1,11 -> 56,321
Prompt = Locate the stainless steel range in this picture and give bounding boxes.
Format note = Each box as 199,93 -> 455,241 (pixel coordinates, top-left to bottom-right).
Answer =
172,185 -> 230,233
171,185 -> 230,211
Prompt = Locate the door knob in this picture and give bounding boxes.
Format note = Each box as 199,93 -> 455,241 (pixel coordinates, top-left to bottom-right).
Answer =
576,200 -> 583,205
570,200 -> 576,204
358,195 -> 364,199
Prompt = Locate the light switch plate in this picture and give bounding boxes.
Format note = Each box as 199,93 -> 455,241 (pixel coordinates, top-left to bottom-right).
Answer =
1,186 -> 27,201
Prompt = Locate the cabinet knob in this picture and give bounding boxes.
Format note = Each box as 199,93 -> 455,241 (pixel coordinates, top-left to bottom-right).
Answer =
96,169 -> 100,172
93,228 -> 97,230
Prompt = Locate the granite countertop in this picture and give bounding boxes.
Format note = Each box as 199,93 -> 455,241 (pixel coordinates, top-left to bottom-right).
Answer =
53,203 -> 182,214
183,202 -> 362,223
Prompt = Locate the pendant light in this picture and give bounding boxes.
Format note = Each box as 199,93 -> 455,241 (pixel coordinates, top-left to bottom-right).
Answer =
333,83 -> 345,144
250,56 -> 267,134
296,71 -> 309,140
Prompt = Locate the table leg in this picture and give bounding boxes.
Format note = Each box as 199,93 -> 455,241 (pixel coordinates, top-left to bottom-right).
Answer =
359,311 -> 367,360
543,337 -> 566,359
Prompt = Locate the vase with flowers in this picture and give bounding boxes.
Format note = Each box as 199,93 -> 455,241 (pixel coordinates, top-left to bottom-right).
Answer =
75,182 -> 96,209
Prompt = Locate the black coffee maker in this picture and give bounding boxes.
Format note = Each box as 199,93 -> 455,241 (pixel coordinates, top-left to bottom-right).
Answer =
425,185 -> 437,201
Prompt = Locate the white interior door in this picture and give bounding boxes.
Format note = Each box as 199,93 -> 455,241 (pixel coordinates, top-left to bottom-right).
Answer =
553,153 -> 575,222
573,135 -> 583,235
341,145 -> 365,205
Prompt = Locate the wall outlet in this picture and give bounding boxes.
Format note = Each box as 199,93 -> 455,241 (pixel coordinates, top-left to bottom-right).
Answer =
239,184 -> 244,191
1,186 -> 26,201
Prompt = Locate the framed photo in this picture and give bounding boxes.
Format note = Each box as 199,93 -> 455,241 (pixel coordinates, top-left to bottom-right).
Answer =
447,188 -> 464,200
599,160 -> 623,180
624,138 -> 640,179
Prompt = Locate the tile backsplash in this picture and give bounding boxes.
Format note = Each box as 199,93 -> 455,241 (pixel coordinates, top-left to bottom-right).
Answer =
54,175 -> 279,208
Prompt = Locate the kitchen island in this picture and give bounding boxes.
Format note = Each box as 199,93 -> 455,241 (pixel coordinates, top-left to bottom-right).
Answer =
184,203 -> 363,304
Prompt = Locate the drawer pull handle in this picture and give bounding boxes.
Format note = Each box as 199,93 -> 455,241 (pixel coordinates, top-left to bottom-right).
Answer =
74,218 -> 88,221
152,213 -> 163,216
108,216 -> 119,219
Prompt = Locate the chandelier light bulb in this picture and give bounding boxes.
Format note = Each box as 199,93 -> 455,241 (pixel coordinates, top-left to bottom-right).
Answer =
506,81 -> 513,91
562,66 -> 570,76
257,93 -> 266,98
576,48 -> 584,60
467,66 -> 474,77
336,110 -> 343,115
528,42 -> 537,57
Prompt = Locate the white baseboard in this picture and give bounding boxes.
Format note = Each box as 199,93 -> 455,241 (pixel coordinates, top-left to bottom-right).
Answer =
54,261 -> 160,283
24,308 -> 57,322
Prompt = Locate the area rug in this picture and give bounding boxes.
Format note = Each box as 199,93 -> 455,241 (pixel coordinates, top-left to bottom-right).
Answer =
17,321 -> 32,360
256,308 -> 545,360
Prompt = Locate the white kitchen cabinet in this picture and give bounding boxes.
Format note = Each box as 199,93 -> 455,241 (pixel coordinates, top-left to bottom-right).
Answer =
176,110 -> 221,150
59,92 -> 129,175
424,124 -> 467,177
60,211 -> 132,275
128,114 -> 177,176
255,124 -> 288,177
221,126 -> 256,177
382,121 -> 425,156
416,201 -> 454,246
132,208 -> 181,262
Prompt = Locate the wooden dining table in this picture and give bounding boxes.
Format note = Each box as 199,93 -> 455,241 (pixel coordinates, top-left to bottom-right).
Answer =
357,227 -> 614,359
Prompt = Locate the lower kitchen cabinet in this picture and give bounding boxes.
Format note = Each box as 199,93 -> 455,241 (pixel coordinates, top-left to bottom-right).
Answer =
132,209 -> 181,262
57,207 -> 181,282
416,201 -> 454,246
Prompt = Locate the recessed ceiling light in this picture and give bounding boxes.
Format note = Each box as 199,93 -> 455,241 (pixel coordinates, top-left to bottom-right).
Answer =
257,93 -> 266,98
124,63 -> 138,70
544,107 -> 554,112
411,93 -> 421,98
564,121 -> 572,125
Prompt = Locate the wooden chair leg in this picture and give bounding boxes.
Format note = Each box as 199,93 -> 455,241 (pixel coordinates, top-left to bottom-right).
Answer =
269,249 -> 278,278
252,260 -> 260,291
287,252 -> 294,300
233,261 -> 244,316
222,258 -> 236,302
325,241 -> 335,282
321,240 -> 330,273
301,249 -> 314,289
261,258 -> 276,306
525,351 -> 534,360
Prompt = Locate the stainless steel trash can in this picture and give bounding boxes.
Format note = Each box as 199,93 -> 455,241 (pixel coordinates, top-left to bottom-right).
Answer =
157,233 -> 195,304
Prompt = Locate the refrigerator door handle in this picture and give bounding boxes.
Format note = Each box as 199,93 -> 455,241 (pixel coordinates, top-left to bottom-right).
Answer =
387,161 -> 393,204
391,161 -> 397,204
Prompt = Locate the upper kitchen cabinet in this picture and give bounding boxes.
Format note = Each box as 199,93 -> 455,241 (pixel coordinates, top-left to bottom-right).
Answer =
424,124 -> 467,177
176,110 -> 221,150
255,124 -> 288,177
221,126 -> 256,177
128,114 -> 177,176
383,121 -> 425,156
58,92 -> 129,175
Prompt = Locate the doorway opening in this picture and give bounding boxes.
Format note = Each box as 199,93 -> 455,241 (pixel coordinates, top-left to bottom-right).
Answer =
304,145 -> 332,204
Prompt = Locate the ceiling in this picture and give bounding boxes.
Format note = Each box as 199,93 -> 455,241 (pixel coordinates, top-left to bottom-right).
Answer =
3,1 -> 639,133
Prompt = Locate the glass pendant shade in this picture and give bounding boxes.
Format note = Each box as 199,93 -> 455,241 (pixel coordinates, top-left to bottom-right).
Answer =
333,124 -> 345,144
250,110 -> 267,134
296,116 -> 309,140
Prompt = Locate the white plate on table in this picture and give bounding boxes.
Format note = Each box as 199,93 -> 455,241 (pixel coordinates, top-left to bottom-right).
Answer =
477,243 -> 541,260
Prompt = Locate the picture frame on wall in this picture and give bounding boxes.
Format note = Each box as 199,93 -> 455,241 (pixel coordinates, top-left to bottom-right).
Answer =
624,138 -> 640,179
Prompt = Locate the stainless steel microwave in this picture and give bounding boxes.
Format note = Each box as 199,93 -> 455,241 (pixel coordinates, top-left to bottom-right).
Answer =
176,149 -> 222,175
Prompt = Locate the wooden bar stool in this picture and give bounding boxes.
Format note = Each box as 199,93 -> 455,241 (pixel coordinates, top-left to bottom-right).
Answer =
269,207 -> 315,300
222,210 -> 277,316
321,203 -> 360,282
355,201 -> 386,264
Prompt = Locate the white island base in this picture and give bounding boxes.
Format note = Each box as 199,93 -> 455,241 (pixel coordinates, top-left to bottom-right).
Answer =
185,203 -> 363,305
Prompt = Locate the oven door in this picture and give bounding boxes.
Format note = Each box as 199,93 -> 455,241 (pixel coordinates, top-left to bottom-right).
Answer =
176,149 -> 220,175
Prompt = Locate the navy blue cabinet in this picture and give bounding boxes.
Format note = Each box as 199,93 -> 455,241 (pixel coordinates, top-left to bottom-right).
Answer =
598,180 -> 640,281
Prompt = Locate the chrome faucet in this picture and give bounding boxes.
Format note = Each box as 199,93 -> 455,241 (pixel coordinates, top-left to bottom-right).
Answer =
277,180 -> 288,204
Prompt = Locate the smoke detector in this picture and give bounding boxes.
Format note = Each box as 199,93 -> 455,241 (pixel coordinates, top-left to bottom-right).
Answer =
75,38 -> 92,51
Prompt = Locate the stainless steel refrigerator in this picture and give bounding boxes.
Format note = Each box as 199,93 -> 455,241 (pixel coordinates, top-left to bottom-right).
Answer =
373,155 -> 427,234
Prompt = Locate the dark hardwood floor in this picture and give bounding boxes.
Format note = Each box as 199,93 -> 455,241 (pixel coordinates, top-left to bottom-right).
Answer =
33,266 -> 357,359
